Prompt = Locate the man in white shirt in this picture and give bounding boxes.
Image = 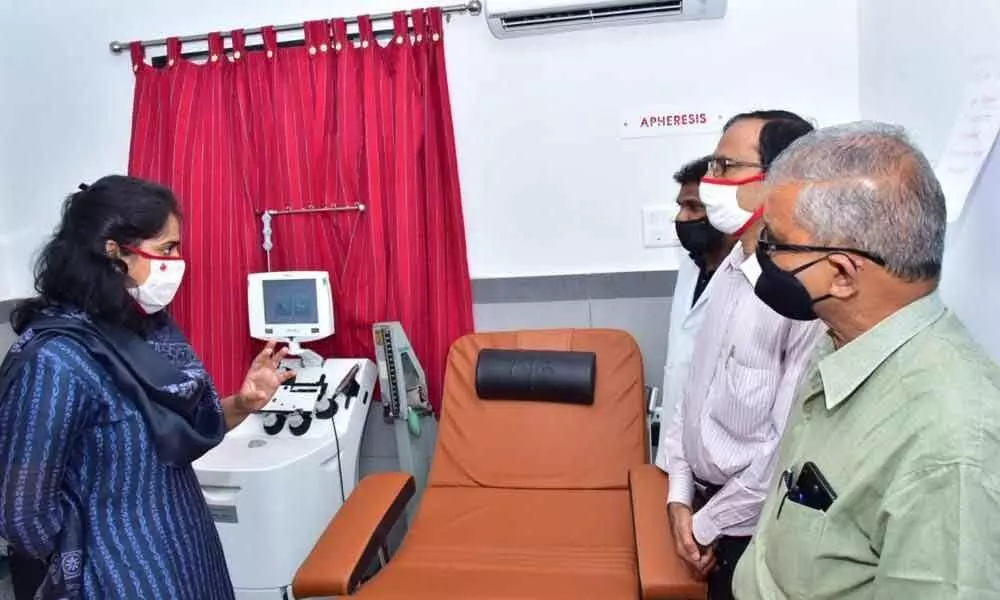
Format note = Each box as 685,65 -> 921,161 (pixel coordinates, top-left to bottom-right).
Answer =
654,157 -> 734,467
662,110 -> 825,600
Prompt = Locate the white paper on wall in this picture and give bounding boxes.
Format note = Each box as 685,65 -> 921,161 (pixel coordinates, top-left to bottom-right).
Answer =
936,54 -> 1000,223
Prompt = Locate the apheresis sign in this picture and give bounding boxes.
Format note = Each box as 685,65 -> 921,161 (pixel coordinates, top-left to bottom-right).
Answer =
621,107 -> 727,139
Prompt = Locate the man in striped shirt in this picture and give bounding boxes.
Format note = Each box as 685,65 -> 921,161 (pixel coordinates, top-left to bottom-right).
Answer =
653,156 -> 735,464
662,110 -> 825,600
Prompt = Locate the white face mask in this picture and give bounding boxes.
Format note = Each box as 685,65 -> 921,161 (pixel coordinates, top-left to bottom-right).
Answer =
125,249 -> 186,314
699,175 -> 765,235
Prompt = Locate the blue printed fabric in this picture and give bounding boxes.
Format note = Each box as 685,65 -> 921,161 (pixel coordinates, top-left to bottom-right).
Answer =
0,311 -> 234,599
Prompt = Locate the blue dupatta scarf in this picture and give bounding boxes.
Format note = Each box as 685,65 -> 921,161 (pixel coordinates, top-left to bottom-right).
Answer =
0,310 -> 226,466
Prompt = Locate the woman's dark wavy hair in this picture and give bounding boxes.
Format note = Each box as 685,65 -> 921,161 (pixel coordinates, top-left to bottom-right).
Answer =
11,175 -> 181,335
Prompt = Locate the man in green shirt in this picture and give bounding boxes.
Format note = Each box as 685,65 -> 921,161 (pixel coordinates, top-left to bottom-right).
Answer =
732,120 -> 1000,599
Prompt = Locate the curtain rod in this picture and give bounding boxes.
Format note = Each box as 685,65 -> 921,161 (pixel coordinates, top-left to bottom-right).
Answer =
108,0 -> 482,54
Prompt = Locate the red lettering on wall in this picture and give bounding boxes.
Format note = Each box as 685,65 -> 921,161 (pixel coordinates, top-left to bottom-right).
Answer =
637,112 -> 711,129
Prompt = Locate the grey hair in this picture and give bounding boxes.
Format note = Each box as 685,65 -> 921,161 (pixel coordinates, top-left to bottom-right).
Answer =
766,121 -> 947,281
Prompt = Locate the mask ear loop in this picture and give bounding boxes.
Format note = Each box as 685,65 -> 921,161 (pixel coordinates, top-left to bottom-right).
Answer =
701,173 -> 766,186
121,245 -> 183,262
788,254 -> 830,276
722,174 -> 767,237
793,251 -> 863,274
733,204 -> 764,238
788,251 -> 859,306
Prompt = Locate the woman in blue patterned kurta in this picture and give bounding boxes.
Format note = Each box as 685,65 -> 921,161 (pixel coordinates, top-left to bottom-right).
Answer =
0,176 -> 292,599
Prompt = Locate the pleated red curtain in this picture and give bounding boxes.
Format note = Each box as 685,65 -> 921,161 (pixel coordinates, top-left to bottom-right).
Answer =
127,9 -> 473,412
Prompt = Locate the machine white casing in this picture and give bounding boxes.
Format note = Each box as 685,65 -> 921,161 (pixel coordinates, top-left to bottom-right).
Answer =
485,0 -> 726,39
196,270 -> 373,599
194,358 -> 377,600
248,271 -> 334,345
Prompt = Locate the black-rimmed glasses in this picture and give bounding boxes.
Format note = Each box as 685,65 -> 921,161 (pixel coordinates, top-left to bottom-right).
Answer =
758,228 -> 887,266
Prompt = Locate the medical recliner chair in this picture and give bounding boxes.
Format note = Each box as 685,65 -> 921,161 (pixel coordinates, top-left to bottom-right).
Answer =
293,329 -> 706,600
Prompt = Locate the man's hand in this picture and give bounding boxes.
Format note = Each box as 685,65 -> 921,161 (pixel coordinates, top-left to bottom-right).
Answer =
668,502 -> 716,578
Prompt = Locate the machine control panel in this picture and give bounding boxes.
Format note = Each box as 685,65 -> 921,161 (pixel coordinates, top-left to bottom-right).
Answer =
258,361 -> 362,437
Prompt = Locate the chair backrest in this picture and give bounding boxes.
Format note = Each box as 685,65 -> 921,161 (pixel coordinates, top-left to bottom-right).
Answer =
428,328 -> 647,491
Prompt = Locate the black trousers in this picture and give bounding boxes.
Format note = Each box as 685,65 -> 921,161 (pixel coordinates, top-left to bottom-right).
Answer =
707,535 -> 751,600
694,479 -> 752,600
9,550 -> 47,600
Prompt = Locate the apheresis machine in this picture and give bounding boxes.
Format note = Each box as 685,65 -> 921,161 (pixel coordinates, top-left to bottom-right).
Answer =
194,271 -> 377,600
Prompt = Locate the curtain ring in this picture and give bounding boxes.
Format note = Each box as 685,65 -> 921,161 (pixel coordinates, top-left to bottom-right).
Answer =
358,15 -> 374,50
412,9 -> 427,44
207,32 -> 225,64
331,18 -> 349,53
129,42 -> 145,72
166,37 -> 182,68
262,26 -> 278,59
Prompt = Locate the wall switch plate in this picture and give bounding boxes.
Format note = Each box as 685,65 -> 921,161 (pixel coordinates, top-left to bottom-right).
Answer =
642,205 -> 678,248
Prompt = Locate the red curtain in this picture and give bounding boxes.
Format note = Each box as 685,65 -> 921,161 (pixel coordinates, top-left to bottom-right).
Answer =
128,9 -> 473,413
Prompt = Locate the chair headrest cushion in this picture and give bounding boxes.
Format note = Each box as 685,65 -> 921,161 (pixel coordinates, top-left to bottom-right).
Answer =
475,348 -> 596,405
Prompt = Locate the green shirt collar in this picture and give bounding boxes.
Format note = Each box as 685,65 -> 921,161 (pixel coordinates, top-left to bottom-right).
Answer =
818,292 -> 946,410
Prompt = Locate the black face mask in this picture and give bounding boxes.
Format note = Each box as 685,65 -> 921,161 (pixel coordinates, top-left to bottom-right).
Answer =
753,245 -> 831,321
675,218 -> 725,260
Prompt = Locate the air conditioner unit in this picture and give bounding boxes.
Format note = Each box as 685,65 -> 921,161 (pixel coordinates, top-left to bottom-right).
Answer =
485,0 -> 726,39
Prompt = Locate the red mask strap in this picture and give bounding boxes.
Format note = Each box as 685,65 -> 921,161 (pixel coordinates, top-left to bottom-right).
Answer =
122,245 -> 182,261
733,205 -> 765,238
701,173 -> 765,186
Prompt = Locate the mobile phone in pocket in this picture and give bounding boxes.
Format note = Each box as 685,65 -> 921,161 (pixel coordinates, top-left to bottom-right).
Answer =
794,461 -> 837,511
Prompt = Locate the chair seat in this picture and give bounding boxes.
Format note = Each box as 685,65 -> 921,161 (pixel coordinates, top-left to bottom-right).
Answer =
355,486 -> 639,600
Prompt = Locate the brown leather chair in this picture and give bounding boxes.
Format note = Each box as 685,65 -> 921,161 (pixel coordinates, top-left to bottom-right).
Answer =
293,329 -> 706,600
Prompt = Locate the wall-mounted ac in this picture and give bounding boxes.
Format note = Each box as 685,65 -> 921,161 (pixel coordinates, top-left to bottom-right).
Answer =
485,0 -> 726,39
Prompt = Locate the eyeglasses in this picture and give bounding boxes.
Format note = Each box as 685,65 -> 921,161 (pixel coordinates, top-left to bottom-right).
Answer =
706,156 -> 764,178
758,228 -> 887,266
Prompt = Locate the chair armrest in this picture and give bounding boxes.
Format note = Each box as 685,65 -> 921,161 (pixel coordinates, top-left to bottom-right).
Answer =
292,472 -> 416,599
629,464 -> 707,600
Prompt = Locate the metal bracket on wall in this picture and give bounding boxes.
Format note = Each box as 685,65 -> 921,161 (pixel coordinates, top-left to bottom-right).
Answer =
258,204 -> 365,272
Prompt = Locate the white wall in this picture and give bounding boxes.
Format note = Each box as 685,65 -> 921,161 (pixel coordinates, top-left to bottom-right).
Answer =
0,325 -> 15,357
0,43 -> 14,299
859,0 -> 1000,360
0,0 -> 861,300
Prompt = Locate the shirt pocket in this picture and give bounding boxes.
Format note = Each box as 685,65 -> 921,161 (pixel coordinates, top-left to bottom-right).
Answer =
711,354 -> 779,438
764,499 -> 827,599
